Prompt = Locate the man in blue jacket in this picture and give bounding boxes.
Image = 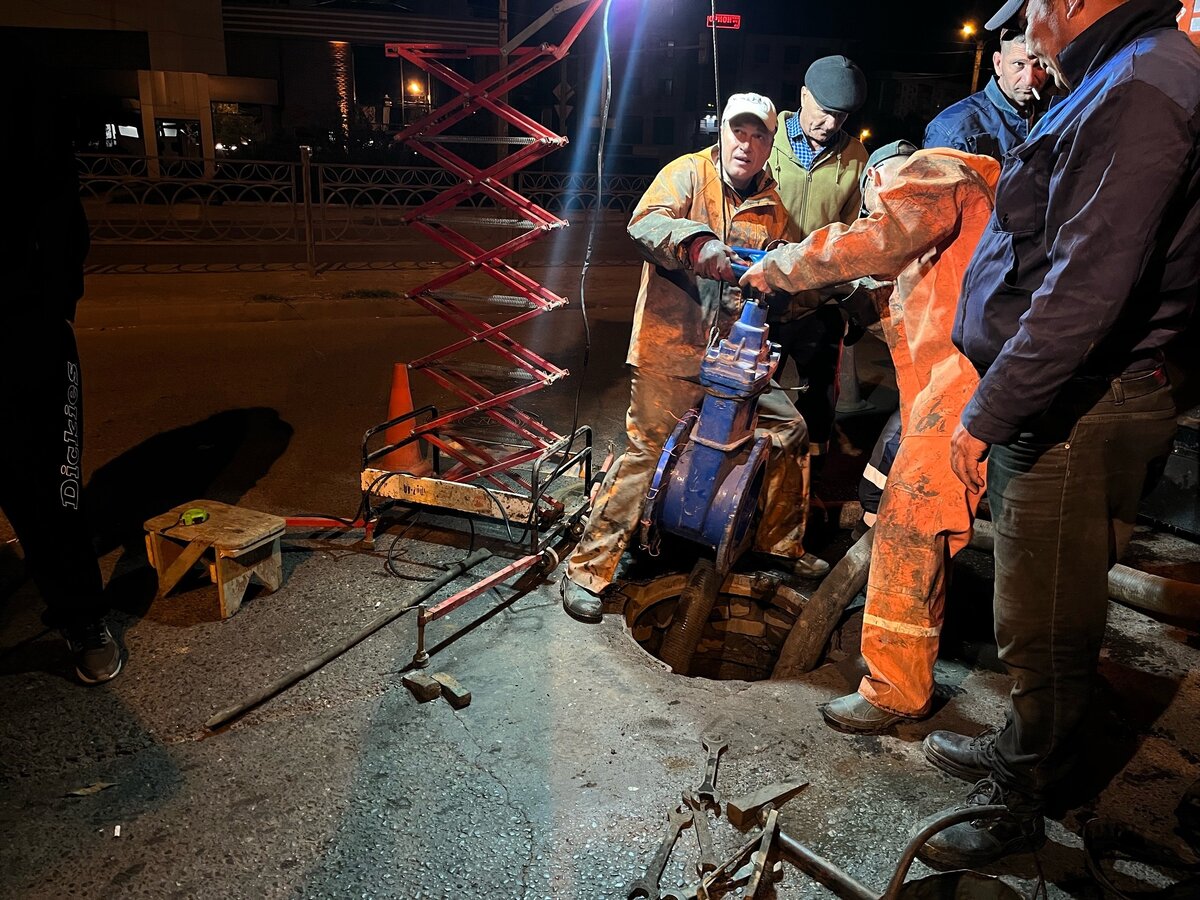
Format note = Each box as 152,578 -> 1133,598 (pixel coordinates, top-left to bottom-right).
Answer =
924,28 -> 1049,160
916,0 -> 1200,870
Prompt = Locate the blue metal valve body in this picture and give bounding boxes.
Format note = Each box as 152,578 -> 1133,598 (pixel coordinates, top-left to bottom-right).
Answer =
646,294 -> 781,571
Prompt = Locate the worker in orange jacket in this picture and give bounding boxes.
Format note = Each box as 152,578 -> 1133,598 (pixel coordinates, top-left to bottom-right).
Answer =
741,141 -> 1001,732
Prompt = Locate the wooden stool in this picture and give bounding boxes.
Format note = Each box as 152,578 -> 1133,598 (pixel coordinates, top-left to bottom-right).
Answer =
144,500 -> 286,618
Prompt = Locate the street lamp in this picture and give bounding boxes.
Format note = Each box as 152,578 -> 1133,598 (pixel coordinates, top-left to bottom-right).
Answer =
859,128 -> 872,144
404,78 -> 431,124
962,22 -> 985,94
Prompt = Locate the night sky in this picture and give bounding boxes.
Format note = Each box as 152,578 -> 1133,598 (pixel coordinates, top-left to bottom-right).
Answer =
698,0 -> 1010,78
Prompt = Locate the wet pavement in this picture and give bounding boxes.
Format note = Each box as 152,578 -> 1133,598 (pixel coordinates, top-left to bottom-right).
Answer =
1,245 -> 1198,899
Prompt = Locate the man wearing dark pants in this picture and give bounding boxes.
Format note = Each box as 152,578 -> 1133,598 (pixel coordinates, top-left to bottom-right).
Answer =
918,0 -> 1200,869
0,72 -> 123,684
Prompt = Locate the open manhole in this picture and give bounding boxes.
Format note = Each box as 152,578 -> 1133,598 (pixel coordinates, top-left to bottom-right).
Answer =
611,570 -> 810,681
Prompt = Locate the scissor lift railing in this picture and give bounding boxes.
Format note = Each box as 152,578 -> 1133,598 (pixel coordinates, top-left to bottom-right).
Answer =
364,0 -> 603,545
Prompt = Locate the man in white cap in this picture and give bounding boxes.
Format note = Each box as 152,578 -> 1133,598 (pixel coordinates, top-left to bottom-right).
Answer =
561,93 -> 818,622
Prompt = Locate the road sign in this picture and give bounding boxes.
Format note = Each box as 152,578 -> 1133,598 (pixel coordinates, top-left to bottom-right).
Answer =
706,13 -> 741,30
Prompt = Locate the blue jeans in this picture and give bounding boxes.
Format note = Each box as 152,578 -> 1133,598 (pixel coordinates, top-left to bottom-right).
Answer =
987,369 -> 1176,812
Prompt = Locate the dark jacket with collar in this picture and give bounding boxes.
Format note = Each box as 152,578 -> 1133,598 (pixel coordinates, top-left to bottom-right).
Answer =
923,77 -> 1035,161
1,67 -> 89,325
953,0 -> 1200,444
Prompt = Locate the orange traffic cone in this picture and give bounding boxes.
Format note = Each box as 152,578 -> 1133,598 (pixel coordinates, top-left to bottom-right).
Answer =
380,363 -> 426,472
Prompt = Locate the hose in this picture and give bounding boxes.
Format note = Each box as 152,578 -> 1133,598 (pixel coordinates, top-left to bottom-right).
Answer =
659,556 -> 722,675
772,528 -> 874,679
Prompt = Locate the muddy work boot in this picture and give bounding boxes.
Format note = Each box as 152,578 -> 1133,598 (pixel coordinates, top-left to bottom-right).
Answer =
755,551 -> 831,580
61,620 -> 125,685
916,778 -> 1046,870
560,577 -> 605,624
820,691 -> 916,734
792,552 -> 831,578
923,726 -> 999,783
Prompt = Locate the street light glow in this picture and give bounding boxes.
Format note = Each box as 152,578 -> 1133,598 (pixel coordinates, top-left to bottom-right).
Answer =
859,128 -> 872,142
962,22 -> 977,38
408,80 -> 424,95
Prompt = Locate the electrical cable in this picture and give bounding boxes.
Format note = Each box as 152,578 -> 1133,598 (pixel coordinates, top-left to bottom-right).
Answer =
382,506 -> 479,581
526,0 -> 615,532
707,0 -> 730,337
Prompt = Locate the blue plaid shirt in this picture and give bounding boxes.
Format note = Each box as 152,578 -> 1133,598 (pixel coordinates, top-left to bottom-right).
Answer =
786,114 -> 829,170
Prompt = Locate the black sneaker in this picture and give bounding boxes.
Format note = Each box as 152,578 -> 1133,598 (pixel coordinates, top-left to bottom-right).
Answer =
916,778 -> 1046,870
62,621 -> 125,685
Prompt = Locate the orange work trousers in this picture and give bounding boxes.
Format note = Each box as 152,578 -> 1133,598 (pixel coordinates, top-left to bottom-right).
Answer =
857,319 -> 983,716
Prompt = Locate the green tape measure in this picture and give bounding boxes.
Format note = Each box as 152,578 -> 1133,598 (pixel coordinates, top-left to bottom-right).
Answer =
181,507 -> 210,526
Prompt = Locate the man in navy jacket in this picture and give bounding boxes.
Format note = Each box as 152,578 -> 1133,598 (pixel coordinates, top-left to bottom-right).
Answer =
924,28 -> 1049,160
917,0 -> 1200,870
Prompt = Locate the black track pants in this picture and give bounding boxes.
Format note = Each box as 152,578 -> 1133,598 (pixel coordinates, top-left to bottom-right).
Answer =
0,313 -> 104,629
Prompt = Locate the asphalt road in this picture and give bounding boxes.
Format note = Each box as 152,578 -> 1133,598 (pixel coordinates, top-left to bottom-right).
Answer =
0,265 -> 1196,899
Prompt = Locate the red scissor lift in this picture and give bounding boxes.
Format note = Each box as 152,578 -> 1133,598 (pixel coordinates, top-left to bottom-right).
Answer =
360,1 -> 607,656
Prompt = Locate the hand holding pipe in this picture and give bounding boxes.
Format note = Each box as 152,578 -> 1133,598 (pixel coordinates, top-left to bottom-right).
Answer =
729,247 -> 767,282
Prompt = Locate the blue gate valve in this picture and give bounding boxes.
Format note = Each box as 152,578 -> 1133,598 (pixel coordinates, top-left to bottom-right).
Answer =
643,259 -> 781,572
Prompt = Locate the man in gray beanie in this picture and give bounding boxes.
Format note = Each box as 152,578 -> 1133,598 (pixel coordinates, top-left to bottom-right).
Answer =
766,56 -> 870,576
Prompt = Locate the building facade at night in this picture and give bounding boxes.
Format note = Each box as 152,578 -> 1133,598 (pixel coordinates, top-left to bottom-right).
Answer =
1,0 -> 498,161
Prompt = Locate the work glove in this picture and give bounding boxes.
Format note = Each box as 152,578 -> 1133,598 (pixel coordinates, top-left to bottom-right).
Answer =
833,277 -> 891,341
688,237 -> 739,283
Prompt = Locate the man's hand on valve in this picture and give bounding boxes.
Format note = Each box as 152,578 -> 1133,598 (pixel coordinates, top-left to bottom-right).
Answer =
738,258 -> 773,295
950,422 -> 989,494
689,236 -> 740,282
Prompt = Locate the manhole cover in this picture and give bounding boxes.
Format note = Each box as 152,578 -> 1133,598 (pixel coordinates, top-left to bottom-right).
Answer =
612,571 -> 808,681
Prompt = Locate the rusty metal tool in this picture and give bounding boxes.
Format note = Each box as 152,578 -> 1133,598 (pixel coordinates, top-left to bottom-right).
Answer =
627,804 -> 693,900
744,806 -> 780,898
726,779 -> 809,829
694,734 -> 727,808
692,828 -> 764,899
661,859 -> 783,900
683,790 -> 717,875
725,788 -> 1020,899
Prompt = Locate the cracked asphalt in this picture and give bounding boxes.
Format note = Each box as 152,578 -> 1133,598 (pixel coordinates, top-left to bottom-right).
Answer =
1,256 -> 1198,899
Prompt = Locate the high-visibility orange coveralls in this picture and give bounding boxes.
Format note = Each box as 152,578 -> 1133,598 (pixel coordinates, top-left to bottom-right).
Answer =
753,148 -> 1001,715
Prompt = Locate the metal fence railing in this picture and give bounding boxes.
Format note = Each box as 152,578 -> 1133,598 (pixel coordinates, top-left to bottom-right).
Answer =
78,151 -> 652,265
78,154 -> 304,245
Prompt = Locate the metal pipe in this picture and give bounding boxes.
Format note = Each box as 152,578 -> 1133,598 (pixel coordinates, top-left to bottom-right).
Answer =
775,830 -> 875,900
1107,563 -> 1200,627
970,519 -> 1200,628
299,145 -> 316,277
772,528 -> 874,679
205,549 -> 491,730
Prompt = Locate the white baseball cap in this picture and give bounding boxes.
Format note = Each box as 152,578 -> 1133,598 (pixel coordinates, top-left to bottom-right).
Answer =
721,92 -> 778,133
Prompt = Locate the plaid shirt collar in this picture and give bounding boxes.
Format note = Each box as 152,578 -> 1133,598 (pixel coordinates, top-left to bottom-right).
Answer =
786,114 -> 837,170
